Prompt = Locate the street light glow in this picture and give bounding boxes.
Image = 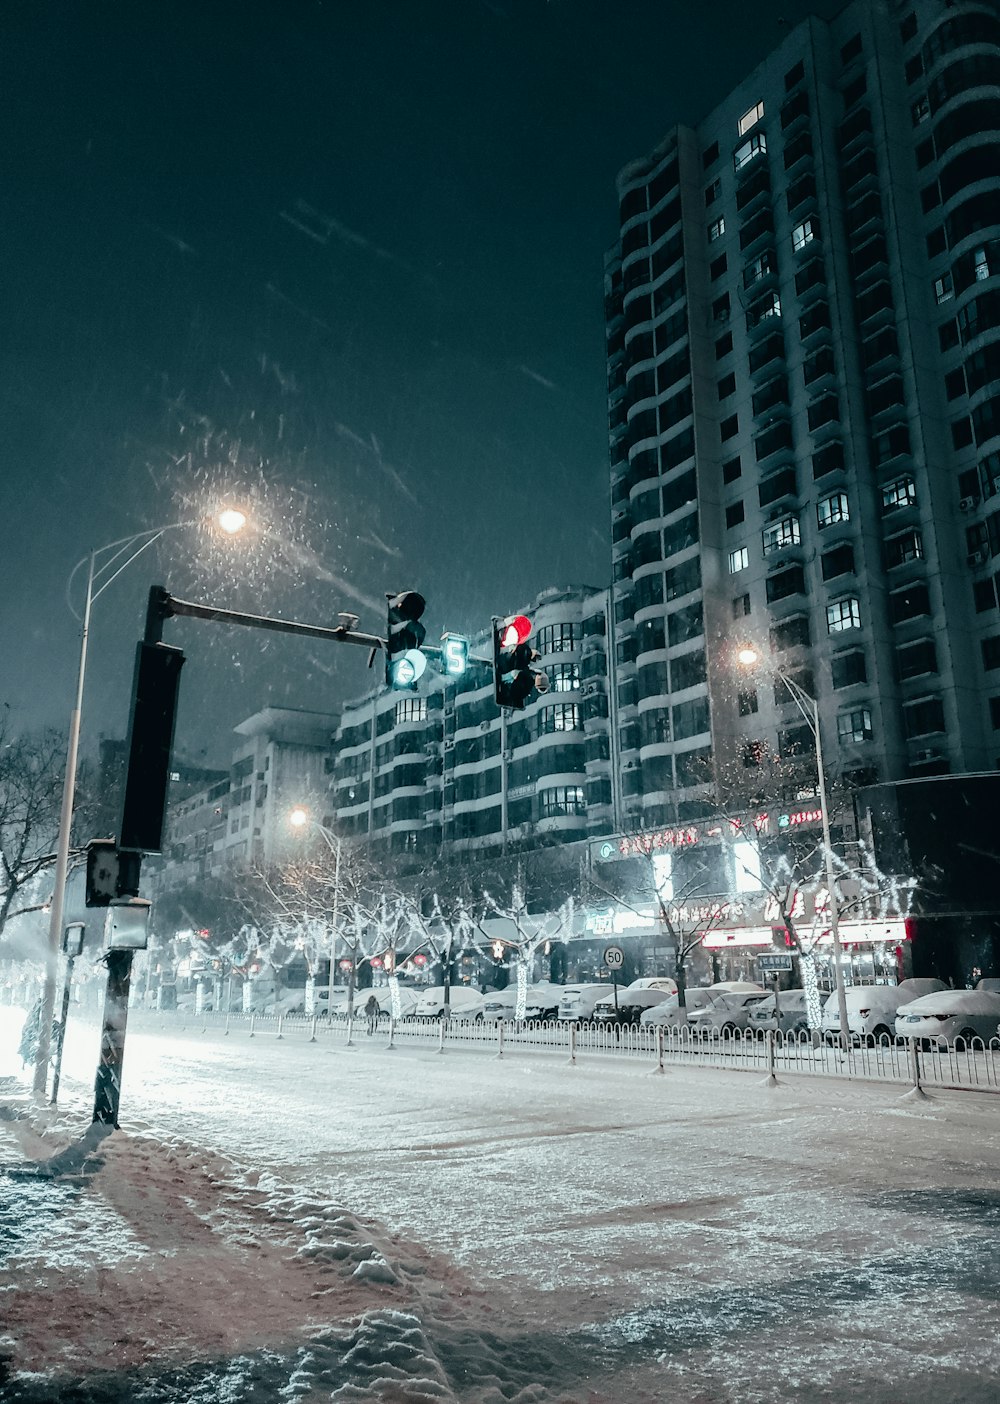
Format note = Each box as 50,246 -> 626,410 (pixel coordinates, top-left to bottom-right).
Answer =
217,507 -> 248,535
288,806 -> 309,829
737,646 -> 760,668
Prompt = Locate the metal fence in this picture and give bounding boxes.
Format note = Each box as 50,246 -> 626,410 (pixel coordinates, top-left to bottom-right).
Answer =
129,1009 -> 1000,1095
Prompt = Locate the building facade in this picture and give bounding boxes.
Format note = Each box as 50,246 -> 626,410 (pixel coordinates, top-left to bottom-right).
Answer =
606,0 -> 1000,832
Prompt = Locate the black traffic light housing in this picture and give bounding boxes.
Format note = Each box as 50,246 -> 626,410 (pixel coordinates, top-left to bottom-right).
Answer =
492,615 -> 549,711
119,641 -> 185,852
385,590 -> 427,689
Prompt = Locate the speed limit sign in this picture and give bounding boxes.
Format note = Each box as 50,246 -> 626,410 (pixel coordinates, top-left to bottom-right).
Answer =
603,944 -> 625,971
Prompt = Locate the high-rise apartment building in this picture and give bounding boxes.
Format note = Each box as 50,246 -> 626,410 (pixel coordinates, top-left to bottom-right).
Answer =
606,0 -> 1000,830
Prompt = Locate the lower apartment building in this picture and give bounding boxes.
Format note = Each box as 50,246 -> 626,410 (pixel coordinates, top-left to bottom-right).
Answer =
331,586 -> 616,859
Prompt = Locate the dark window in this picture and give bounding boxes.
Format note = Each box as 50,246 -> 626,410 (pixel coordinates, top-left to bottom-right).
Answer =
672,650 -> 707,691
721,413 -> 739,442
945,367 -> 967,401
831,650 -> 867,689
723,455 -> 742,484
710,254 -> 727,280
983,636 -> 1000,671
953,416 -> 974,450
726,501 -> 745,528
785,60 -> 805,92
800,303 -> 831,339
759,465 -> 798,507
897,639 -> 938,679
822,544 -> 855,580
840,33 -> 863,66
770,615 -> 810,650
813,441 -> 845,479
920,183 -> 941,214
672,696 -> 711,740
738,687 -> 759,716
905,55 -> 923,85
749,332 -> 785,374
667,602 -> 704,646
900,13 -> 917,43
926,226 -> 947,258
940,320 -> 960,352
733,592 -> 751,618
755,420 -> 794,460
808,394 -> 840,430
702,141 -> 720,168
766,565 -> 806,601
713,292 -> 731,322
718,372 -> 737,399
904,698 -> 946,737
716,332 -> 733,359
890,582 -> 931,622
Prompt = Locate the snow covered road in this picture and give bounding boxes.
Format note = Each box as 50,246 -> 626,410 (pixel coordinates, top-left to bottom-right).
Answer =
2,1007 -> 1000,1402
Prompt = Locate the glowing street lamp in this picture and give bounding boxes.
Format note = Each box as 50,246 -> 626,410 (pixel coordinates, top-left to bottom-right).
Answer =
736,645 -> 851,1048
35,508 -> 249,1100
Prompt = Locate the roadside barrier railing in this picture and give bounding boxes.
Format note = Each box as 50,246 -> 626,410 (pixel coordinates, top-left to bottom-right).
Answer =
127,1009 -> 1000,1094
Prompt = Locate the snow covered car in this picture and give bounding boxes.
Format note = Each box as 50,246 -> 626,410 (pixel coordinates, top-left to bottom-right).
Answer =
894,989 -> 1000,1047
745,989 -> 811,1036
976,977 -> 1000,992
413,986 -> 485,1021
557,985 -> 614,1023
820,977 -> 947,1044
482,983 -> 564,1022
592,978 -> 677,1026
686,990 -> 771,1038
638,982 -> 766,1029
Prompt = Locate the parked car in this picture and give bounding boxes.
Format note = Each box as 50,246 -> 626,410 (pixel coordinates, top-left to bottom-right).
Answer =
894,989 -> 1000,1047
687,990 -> 772,1037
557,984 -> 614,1022
639,982 -> 766,1028
976,977 -> 1000,992
820,977 -> 947,1044
592,978 -> 677,1025
482,982 -> 564,1022
413,986 -> 485,1021
746,989 -> 811,1036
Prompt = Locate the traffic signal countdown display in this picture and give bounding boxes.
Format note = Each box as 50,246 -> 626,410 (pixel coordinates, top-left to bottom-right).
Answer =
492,614 -> 549,710
385,591 -> 427,689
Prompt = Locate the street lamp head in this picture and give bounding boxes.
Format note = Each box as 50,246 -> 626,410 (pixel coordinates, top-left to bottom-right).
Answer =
737,646 -> 760,668
217,507 -> 248,535
288,807 -> 310,830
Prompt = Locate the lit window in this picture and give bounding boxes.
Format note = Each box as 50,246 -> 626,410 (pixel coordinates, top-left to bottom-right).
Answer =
395,697 -> 428,723
817,492 -> 850,528
792,218 -> 816,252
733,838 -> 763,892
882,476 -> 916,511
538,786 -> 586,818
911,96 -> 930,125
747,291 -> 782,328
548,663 -> 581,692
886,530 -> 923,567
761,516 -> 800,555
974,247 -> 991,282
738,101 -> 765,136
934,273 -> 954,304
744,250 -> 777,287
827,597 -> 862,633
734,133 -> 767,171
708,216 -> 726,242
837,708 -> 873,743
728,546 -> 750,573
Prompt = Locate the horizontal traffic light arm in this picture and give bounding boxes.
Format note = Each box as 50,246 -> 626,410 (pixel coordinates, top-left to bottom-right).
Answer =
149,589 -> 386,657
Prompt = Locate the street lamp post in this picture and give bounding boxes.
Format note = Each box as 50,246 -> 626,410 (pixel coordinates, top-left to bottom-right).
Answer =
33,511 -> 247,1099
288,808 -> 343,1018
736,648 -> 851,1048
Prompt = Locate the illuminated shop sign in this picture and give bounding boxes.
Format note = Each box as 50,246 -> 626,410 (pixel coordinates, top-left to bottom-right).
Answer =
703,919 -> 909,950
593,807 -> 824,863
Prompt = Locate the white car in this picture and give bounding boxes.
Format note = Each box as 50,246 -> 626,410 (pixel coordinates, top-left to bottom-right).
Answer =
976,977 -> 1000,992
639,982 -> 766,1028
746,989 -> 811,1036
820,977 -> 947,1044
557,984 -> 614,1022
686,990 -> 772,1037
894,989 -> 1000,1047
482,983 -> 564,1022
592,978 -> 677,1025
413,986 -> 485,1021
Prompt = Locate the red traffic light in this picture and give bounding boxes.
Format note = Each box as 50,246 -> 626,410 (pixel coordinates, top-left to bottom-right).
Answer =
500,615 -> 532,649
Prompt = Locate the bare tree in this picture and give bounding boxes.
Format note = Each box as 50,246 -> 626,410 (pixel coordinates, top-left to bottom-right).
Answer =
479,881 -> 577,1017
0,719 -> 70,949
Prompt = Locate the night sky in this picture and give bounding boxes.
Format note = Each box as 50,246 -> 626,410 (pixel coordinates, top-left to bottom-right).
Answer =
2,0 -> 837,767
